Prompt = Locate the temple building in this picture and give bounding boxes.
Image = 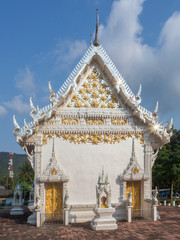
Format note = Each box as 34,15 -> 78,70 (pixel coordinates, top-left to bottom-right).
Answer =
13,12 -> 172,226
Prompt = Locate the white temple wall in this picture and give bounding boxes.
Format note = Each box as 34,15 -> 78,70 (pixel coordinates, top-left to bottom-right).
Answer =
41,137 -> 144,205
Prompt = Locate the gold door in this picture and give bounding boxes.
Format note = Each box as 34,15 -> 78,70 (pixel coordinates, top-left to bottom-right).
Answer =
126,181 -> 141,215
45,183 -> 63,220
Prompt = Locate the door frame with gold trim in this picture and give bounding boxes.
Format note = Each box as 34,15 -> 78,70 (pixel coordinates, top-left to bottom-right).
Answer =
45,182 -> 63,221
126,180 -> 142,216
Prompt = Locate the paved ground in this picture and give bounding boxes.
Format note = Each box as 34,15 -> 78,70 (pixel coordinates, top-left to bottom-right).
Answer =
0,206 -> 180,240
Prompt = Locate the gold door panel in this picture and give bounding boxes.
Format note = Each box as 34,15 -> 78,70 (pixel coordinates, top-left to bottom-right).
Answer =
126,181 -> 141,215
45,183 -> 63,220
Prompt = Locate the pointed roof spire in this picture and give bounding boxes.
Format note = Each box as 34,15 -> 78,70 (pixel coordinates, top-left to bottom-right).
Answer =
94,9 -> 100,46
52,137 -> 55,159
132,138 -> 135,158
90,34 -> 92,46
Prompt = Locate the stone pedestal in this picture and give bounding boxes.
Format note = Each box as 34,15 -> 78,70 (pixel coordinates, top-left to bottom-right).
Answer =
91,207 -> 117,231
10,203 -> 24,215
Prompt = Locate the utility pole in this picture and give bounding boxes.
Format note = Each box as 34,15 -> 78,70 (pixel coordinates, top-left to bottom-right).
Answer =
8,153 -> 14,184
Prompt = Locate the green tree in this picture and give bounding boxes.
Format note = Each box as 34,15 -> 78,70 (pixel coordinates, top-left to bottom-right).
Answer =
16,161 -> 34,204
152,129 -> 180,202
17,161 -> 34,184
0,173 -> 14,190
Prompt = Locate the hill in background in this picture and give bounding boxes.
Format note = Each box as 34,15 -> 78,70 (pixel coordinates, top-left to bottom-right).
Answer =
0,152 -> 28,176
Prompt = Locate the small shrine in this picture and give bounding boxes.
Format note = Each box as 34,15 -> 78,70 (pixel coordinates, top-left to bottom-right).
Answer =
13,10 -> 172,227
10,184 -> 24,215
91,168 -> 117,230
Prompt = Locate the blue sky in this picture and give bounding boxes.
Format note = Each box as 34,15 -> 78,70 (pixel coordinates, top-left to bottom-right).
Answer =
0,0 -> 180,154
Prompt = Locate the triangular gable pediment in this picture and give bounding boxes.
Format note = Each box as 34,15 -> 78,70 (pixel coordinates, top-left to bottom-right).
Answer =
14,45 -> 172,149
39,152 -> 69,183
120,152 -> 149,181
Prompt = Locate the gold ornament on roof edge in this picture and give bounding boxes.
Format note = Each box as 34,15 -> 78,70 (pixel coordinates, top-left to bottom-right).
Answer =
67,67 -> 122,108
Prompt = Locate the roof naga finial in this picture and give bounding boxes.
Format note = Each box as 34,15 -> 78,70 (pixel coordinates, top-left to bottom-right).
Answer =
153,101 -> 159,119
90,34 -> 92,46
13,115 -> 20,131
136,84 -> 142,104
93,9 -> 100,46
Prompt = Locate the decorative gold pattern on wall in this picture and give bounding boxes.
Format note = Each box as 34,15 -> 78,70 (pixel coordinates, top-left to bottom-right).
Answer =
42,132 -> 145,145
133,167 -> 139,174
135,133 -> 145,144
49,121 -> 55,125
51,168 -> 57,175
45,183 -> 62,219
111,118 -> 127,125
126,181 -> 141,215
62,118 -> 79,125
67,67 -> 121,108
86,119 -> 104,125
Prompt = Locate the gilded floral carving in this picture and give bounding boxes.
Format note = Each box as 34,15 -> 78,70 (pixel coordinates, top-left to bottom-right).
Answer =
86,119 -> 105,125
111,118 -> 128,125
62,118 -> 79,125
67,67 -> 122,108
42,132 -> 145,145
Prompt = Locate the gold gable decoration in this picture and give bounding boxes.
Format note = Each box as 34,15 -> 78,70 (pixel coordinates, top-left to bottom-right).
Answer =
43,132 -> 144,145
67,67 -> 121,108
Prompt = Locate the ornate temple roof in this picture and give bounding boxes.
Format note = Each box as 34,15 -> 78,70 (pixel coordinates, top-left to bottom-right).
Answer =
13,11 -> 173,149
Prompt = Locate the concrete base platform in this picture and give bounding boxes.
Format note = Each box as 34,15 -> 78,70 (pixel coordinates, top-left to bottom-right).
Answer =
91,207 -> 117,231
10,203 -> 24,216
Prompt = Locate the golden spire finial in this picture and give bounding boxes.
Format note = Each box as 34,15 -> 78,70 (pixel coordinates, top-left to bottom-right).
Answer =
94,9 -> 100,46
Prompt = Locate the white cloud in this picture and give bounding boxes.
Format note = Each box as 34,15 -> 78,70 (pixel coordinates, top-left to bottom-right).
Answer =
4,95 -> 30,114
14,66 -> 36,97
0,105 -> 7,117
99,0 -> 180,120
53,39 -> 88,69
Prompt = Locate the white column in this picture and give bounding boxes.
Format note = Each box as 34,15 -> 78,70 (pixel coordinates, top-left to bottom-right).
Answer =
173,201 -> 175,207
64,208 -> 69,226
127,206 -> 132,223
36,209 -> 41,227
153,205 -> 157,221
164,200 -> 166,206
